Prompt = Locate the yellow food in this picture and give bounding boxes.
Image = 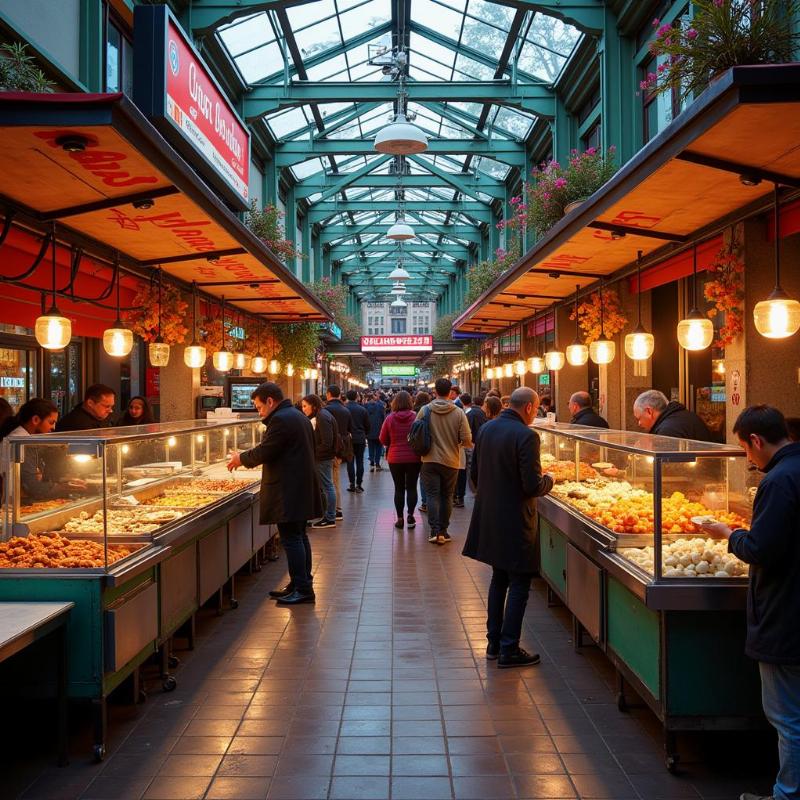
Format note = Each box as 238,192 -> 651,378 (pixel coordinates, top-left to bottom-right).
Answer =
144,493 -> 220,508
19,498 -> 71,516
0,532 -> 138,569
167,479 -> 251,494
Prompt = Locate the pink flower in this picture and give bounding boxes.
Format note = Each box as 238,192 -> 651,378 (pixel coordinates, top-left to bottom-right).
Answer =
713,0 -> 724,6
657,63 -> 666,73
657,23 -> 673,37
652,17 -> 660,27
495,248 -> 506,259
687,28 -> 698,39
585,147 -> 597,156
554,177 -> 567,189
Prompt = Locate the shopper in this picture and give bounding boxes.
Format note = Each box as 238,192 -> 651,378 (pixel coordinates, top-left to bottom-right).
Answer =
484,395 -> 502,421
568,391 -> 609,428
57,384 -> 116,431
324,385 -> 351,520
418,377 -> 471,545
462,387 -> 554,668
701,406 -> 800,800
633,389 -> 711,440
365,391 -> 386,471
0,397 -> 13,431
119,395 -> 155,426
449,385 -> 463,408
413,391 -> 431,513
302,394 -> 338,529
345,389 -> 369,493
537,396 -> 553,418
228,382 -> 322,605
501,395 -> 511,409
379,390 -> 421,529
454,393 -> 485,507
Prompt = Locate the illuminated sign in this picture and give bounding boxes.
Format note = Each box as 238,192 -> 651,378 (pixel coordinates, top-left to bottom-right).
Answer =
381,365 -> 418,377
134,6 -> 251,209
360,335 -> 433,353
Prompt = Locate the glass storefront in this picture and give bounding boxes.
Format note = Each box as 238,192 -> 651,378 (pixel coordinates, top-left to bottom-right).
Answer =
46,342 -> 83,417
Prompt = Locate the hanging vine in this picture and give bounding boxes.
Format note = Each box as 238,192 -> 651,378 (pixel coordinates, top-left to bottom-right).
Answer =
122,281 -> 189,345
569,287 -> 628,344
704,228 -> 745,349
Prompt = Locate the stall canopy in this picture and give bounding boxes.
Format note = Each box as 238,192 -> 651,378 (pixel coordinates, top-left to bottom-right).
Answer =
0,92 -> 330,324
453,64 -> 800,335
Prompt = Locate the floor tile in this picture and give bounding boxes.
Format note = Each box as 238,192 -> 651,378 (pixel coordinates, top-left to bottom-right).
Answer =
205,776 -> 271,799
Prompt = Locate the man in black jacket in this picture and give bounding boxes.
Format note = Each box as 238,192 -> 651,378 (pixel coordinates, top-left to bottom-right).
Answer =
56,384 -> 116,432
228,382 -> 323,605
568,391 -> 609,428
325,385 -> 352,519
702,406 -> 800,800
634,389 -> 712,441
345,389 -> 369,493
462,387 -> 554,668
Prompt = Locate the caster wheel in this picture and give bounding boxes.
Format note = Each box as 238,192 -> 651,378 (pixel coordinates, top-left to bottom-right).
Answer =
230,599 -> 239,609
168,655 -> 180,669
162,676 -> 177,692
665,754 -> 679,773
93,744 -> 106,763
616,692 -> 628,713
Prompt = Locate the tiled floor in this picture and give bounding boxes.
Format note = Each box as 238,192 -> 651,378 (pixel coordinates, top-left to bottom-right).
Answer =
8,464 -> 773,799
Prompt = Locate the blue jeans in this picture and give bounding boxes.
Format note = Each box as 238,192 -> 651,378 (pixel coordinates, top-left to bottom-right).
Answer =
277,520 -> 312,593
347,442 -> 366,487
487,568 -> 533,653
760,661 -> 800,800
317,459 -> 336,522
420,463 -> 458,535
368,439 -> 383,467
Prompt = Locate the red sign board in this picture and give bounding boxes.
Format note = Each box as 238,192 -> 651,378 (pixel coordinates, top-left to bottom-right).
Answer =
361,335 -> 433,353
134,6 -> 251,210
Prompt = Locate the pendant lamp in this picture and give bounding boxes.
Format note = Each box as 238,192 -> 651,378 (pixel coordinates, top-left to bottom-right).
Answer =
485,366 -> 494,380
212,298 -> 234,371
233,313 -> 251,370
374,112 -> 428,155
677,244 -> 714,351
103,257 -> 134,357
391,297 -> 407,308
589,283 -> 616,364
35,227 -> 72,350
387,218 -> 415,241
286,363 -> 294,377
148,269 -> 171,367
754,184 -> 800,339
268,328 -> 281,375
251,320 -> 267,374
544,307 -> 565,371
625,250 -> 655,361
389,264 -> 410,281
183,283 -> 207,368
503,362 -> 513,378
513,359 -> 527,376
566,285 -> 589,366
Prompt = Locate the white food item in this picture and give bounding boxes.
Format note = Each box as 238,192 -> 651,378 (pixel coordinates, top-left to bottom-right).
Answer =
715,570 -> 730,578
696,561 -> 709,574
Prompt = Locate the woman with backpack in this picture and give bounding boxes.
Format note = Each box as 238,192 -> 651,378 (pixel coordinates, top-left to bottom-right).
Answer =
301,394 -> 338,529
379,390 -> 421,529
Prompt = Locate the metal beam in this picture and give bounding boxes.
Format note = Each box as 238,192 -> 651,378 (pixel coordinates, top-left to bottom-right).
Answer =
190,0 -> 324,33
295,174 -> 505,200
322,224 -> 481,237
329,243 -> 470,255
309,202 -> 492,222
304,155 -> 393,204
244,81 -> 556,120
406,155 -> 499,204
675,151 -> 800,189
483,0 -> 604,34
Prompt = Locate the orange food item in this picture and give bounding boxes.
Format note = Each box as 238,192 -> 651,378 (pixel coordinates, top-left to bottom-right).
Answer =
546,461 -> 598,483
0,532 -> 137,569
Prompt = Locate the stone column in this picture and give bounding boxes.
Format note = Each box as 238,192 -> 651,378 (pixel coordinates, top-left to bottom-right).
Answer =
159,356 -> 200,422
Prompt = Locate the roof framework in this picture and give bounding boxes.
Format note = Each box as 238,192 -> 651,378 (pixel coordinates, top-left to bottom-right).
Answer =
209,0 -> 584,303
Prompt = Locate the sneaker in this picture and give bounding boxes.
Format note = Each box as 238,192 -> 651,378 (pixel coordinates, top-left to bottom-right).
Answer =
347,485 -> 356,493
497,647 -> 541,669
370,465 -> 376,473
486,642 -> 500,660
419,504 -> 427,513
394,518 -> 404,529
375,464 -> 383,471
428,532 -> 439,543
437,532 -> 452,545
336,509 -> 343,520
355,485 -> 364,493
311,518 -> 336,529
407,515 -> 416,528
453,498 -> 465,508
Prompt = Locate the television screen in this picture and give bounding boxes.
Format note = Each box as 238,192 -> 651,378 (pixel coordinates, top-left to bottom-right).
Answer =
230,383 -> 259,410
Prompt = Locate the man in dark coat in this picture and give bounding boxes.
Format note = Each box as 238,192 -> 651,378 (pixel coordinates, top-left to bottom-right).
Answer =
345,389 -> 369,492
702,406 -> 800,800
56,383 -> 116,432
568,391 -> 609,428
365,392 -> 386,471
228,382 -> 323,605
634,389 -> 711,441
462,387 -> 554,668
325,385 -> 352,519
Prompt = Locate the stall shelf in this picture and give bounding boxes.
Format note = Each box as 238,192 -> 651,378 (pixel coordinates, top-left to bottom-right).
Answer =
533,422 -> 764,770
0,418 -> 272,761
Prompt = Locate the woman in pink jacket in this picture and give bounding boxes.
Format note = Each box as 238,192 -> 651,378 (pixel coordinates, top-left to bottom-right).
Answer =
379,390 -> 422,529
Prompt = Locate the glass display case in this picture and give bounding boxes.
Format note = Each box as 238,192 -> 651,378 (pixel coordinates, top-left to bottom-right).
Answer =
533,422 -> 759,582
1,418 -> 262,571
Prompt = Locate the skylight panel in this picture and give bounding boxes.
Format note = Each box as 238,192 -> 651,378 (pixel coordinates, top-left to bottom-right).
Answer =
287,0 -> 337,30
294,18 -> 342,59
454,53 -> 494,80
266,107 -> 310,138
218,13 -> 276,57
306,55 -> 348,80
411,0 -> 463,42
474,155 -> 509,179
339,0 -> 391,39
409,33 -> 456,69
409,54 -> 452,81
466,0 -> 513,30
518,13 -> 581,82
234,42 -> 286,83
292,158 -> 326,180
492,106 -> 535,138
518,40 -> 567,82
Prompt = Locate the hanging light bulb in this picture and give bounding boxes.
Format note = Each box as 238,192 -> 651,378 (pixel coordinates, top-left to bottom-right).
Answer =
566,284 -> 589,366
544,307 -> 565,371
212,297 -> 233,371
513,359 -> 527,376
266,326 -> 281,375
183,282 -> 207,368
754,184 -> 800,338
485,366 -> 494,380
311,368 -> 319,380
391,282 -> 406,295
374,113 -> 428,155
103,257 -> 134,357
251,319 -> 266,373
589,283 -> 616,364
148,270 -> 170,367
35,227 -> 72,350
386,218 -> 415,241
391,297 -> 407,308
503,362 -> 513,378
389,264 -> 411,281
286,363 -> 295,377
677,244 -> 713,351
234,352 -> 251,370
625,251 -> 655,361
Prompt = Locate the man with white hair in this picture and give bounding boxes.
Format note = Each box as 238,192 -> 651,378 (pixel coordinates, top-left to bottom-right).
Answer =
633,389 -> 712,441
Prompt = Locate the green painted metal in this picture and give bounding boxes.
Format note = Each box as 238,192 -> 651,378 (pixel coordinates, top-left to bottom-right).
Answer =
599,7 -> 636,163
310,202 -> 492,219
321,224 -> 482,241
538,517 -> 567,599
489,0 -> 605,33
405,155 -> 499,204
306,156 -> 393,205
607,577 -> 660,700
79,0 -> 104,92
329,242 -> 470,255
295,174 -> 505,200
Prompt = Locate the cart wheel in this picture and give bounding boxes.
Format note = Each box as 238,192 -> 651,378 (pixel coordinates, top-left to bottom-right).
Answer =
92,744 -> 106,763
168,655 -> 180,669
616,692 -> 628,713
665,753 -> 679,773
230,598 -> 239,609
162,676 -> 177,692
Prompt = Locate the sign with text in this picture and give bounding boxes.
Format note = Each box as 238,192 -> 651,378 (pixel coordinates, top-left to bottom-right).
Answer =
381,365 -> 418,377
361,335 -> 433,353
134,6 -> 250,210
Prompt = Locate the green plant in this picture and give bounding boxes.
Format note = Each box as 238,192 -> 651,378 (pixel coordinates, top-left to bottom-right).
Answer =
433,313 -> 458,342
465,239 -> 521,304
273,322 -> 320,367
245,200 -> 299,264
309,277 -> 360,340
0,43 -> 52,92
642,0 -> 800,100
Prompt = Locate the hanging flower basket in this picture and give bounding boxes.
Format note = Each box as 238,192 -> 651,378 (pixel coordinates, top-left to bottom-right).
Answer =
122,281 -> 189,345
570,287 -> 628,344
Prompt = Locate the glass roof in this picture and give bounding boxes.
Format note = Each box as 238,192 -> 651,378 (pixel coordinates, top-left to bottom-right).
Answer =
216,1 -> 582,300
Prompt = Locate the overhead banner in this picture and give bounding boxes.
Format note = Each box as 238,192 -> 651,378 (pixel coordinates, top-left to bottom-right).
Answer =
361,335 -> 433,353
134,5 -> 250,210
381,364 -> 418,377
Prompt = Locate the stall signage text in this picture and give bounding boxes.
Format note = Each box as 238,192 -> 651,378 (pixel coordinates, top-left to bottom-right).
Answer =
0,376 -> 24,388
381,365 -> 418,377
361,335 -> 432,353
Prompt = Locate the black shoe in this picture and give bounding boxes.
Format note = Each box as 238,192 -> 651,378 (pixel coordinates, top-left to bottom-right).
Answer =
269,583 -> 294,599
276,589 -> 315,605
375,464 -> 383,471
370,465 -> 376,473
419,504 -> 427,513
428,532 -> 439,543
312,518 -> 336,529
407,515 -> 416,528
498,647 -> 541,669
355,485 -> 364,493
347,485 -> 356,492
486,642 -> 500,660
453,498 -> 465,508
438,532 -> 452,545
336,509 -> 343,520
394,518 -> 404,529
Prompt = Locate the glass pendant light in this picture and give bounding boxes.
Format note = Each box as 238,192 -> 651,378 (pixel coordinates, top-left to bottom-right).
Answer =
754,184 -> 800,339
183,282 -> 207,368
148,269 -> 170,367
35,227 -> 72,350
513,359 -> 527,376
625,250 -> 655,361
267,328 -> 281,375
103,257 -> 134,357
503,362 -> 513,378
589,283 -> 616,364
286,363 -> 294,377
387,215 -> 415,241
526,312 -> 545,373
232,313 -> 251,370
251,320 -> 267,374
677,244 -> 714,351
544,307 -> 565,371
485,366 -> 494,380
212,298 -> 234,371
566,285 -> 589,366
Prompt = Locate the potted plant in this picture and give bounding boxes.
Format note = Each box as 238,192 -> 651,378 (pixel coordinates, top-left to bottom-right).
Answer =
0,43 -> 52,92
245,200 -> 300,265
641,0 -> 800,99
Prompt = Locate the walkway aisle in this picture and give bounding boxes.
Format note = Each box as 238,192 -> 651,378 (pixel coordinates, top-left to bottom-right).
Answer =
16,466 -> 771,800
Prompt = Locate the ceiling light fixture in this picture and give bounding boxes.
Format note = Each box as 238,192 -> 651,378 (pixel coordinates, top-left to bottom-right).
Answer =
102,255 -> 134,358
589,282 -> 616,364
374,52 -> 428,155
566,285 -> 589,366
183,282 -> 207,368
677,243 -> 714,351
148,268 -> 170,367
212,297 -> 234,371
35,225 -> 72,351
624,250 -> 655,361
